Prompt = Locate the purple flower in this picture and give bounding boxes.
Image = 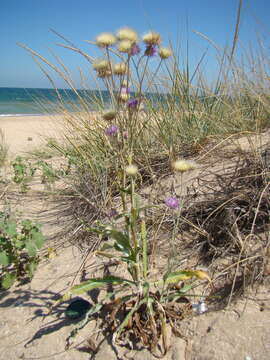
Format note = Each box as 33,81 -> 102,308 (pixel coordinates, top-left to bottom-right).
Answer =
130,44 -> 140,56
144,44 -> 157,57
107,208 -> 118,218
120,86 -> 130,94
127,98 -> 138,109
165,197 -> 179,209
105,125 -> 118,136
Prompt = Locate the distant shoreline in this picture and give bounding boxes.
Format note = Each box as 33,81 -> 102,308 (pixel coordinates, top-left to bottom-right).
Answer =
0,113 -> 58,117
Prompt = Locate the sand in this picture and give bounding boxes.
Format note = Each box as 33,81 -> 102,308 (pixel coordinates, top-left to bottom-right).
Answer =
0,114 -> 65,156
0,115 -> 270,359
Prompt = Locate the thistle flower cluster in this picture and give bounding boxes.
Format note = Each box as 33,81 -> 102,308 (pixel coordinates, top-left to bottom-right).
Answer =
93,28 -> 172,77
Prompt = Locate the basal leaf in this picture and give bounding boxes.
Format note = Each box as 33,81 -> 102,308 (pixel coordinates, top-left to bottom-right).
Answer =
70,276 -> 134,296
163,270 -> 211,285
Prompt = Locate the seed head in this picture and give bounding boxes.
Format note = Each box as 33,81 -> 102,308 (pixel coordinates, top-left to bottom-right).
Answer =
143,32 -> 161,45
102,110 -> 117,121
119,93 -> 129,102
93,59 -> 110,72
125,164 -> 138,176
173,159 -> 197,172
118,40 -> 133,53
97,70 -> 112,78
117,27 -> 138,43
113,62 -> 128,75
96,32 -> 116,47
159,47 -> 172,59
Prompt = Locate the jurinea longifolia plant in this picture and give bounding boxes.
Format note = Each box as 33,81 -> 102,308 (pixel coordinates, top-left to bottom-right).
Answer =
57,28 -> 210,356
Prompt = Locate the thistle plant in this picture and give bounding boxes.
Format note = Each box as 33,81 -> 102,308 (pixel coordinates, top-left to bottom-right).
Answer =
52,28 -> 210,356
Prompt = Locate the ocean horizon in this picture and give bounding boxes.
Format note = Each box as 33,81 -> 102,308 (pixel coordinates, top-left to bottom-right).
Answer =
0,87 -> 111,116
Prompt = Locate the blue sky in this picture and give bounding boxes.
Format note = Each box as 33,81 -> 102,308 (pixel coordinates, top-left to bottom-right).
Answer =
1,0 -> 269,88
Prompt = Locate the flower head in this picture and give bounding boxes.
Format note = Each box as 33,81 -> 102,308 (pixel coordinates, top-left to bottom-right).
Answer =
96,33 -> 116,47
144,44 -> 157,57
173,159 -> 197,173
143,32 -> 161,45
117,27 -> 138,43
120,86 -> 130,94
130,44 -> 141,56
125,164 -> 138,176
107,208 -> 118,218
165,197 -> 179,209
102,110 -> 117,121
113,62 -> 128,75
105,125 -> 118,136
127,98 -> 138,109
118,40 -> 133,53
159,47 -> 172,59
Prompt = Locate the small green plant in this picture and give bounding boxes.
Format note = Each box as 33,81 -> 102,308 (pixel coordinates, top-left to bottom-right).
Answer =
11,156 -> 36,192
0,211 -> 45,289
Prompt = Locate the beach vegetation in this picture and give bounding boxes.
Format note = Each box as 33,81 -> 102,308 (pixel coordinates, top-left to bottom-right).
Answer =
18,11 -> 270,356
0,211 -> 45,289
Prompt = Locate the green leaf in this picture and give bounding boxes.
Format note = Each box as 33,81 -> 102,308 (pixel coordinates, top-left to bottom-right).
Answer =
31,231 -> 44,249
1,273 -> 16,289
0,251 -> 9,266
163,270 -> 201,285
26,261 -> 37,278
25,242 -> 37,257
5,222 -> 17,237
109,230 -> 131,254
69,276 -> 135,296
99,243 -> 114,251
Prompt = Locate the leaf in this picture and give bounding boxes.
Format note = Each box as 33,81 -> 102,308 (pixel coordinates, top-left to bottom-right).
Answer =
95,251 -> 115,259
69,276 -> 135,296
1,273 -> 16,289
31,231 -> 45,249
5,222 -> 17,237
99,243 -> 114,251
25,242 -> 37,257
163,270 -> 206,285
26,261 -> 38,278
0,251 -> 9,266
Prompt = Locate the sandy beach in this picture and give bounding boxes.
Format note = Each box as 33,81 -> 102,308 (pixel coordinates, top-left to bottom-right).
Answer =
0,115 -> 65,156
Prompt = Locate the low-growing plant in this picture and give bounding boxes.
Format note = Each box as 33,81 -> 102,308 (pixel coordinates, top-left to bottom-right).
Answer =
0,211 -> 45,289
11,156 -> 36,192
37,160 -> 67,190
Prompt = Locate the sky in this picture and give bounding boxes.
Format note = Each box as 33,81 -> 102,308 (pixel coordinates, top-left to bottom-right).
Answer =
1,0 -> 270,88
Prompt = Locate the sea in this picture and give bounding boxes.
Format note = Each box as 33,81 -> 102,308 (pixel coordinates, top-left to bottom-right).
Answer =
0,87 -> 110,116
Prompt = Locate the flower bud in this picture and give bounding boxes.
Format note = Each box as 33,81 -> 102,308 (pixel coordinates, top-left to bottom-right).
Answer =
125,164 -> 138,176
